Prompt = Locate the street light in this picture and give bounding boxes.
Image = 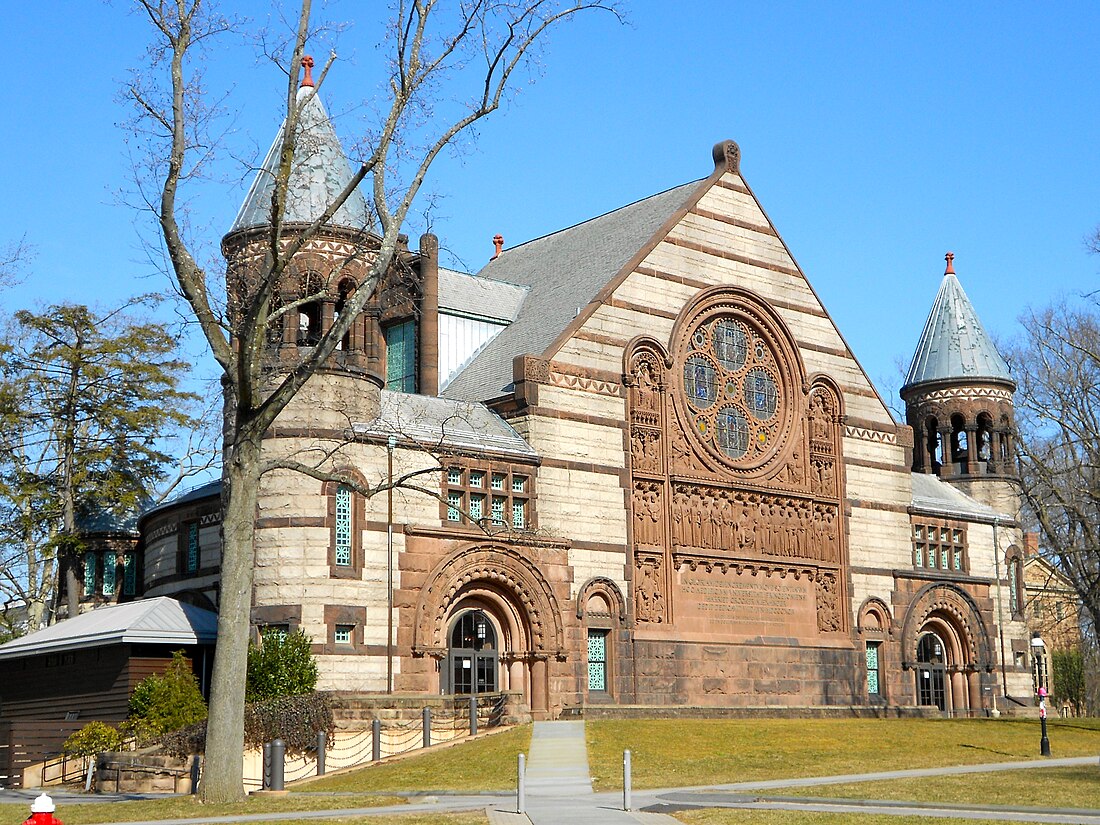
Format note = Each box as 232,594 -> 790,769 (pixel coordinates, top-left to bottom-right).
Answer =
1031,634 -> 1050,757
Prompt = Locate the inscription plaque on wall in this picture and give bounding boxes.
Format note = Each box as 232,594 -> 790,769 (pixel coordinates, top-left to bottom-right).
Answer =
675,567 -> 817,638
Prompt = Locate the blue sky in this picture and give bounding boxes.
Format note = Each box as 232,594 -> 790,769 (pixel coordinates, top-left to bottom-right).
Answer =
3,1 -> 1099,405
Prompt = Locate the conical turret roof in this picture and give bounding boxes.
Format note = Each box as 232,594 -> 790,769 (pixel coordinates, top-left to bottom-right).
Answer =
902,254 -> 1014,392
230,84 -> 369,234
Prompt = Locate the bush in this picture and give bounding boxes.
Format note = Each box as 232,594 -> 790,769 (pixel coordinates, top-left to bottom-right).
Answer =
128,650 -> 207,737
63,721 -> 123,757
246,630 -> 318,701
160,692 -> 334,759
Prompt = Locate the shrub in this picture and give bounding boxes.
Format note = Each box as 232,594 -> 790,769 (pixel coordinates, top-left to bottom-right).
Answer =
1052,648 -> 1086,715
160,692 -> 334,759
246,629 -> 318,701
63,721 -> 123,757
128,650 -> 207,737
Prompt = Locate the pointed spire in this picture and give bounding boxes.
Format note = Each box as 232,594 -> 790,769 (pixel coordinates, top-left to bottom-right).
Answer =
902,254 -> 1014,391
228,70 -> 369,235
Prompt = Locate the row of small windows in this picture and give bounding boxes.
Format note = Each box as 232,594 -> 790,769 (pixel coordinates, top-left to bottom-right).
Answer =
83,551 -> 137,598
912,522 -> 967,572
445,467 -> 531,529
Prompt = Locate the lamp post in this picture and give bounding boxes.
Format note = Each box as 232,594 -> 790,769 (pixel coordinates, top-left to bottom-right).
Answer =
1031,634 -> 1050,757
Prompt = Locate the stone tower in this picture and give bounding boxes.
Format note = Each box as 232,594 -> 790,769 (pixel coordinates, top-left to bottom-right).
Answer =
221,58 -> 393,429
901,253 -> 1018,514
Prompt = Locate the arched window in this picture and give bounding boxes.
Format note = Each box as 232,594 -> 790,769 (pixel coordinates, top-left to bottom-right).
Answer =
1007,553 -> 1024,616
334,279 -> 355,351
976,413 -> 994,462
327,478 -> 362,578
297,272 -> 324,347
950,414 -> 967,463
925,416 -> 940,471
915,632 -> 947,710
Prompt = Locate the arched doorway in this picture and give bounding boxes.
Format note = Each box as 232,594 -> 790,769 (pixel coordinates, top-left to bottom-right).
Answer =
916,632 -> 947,710
446,609 -> 498,694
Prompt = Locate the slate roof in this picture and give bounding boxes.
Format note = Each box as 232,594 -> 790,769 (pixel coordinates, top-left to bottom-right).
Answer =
438,267 -> 528,324
355,390 -> 537,459
139,480 -> 221,522
910,472 -> 1006,523
0,597 -> 219,660
441,180 -> 703,401
230,87 -> 370,234
903,272 -> 1014,392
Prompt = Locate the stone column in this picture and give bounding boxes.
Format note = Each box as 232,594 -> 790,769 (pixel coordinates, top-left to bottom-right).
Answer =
951,669 -> 967,716
530,656 -> 548,716
967,670 -> 982,715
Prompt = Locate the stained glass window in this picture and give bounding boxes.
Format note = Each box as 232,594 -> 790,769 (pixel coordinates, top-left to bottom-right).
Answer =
83,552 -> 96,597
866,642 -> 881,695
712,320 -> 747,371
102,552 -> 117,596
744,368 -> 778,419
587,629 -> 608,691
123,553 -> 137,596
186,522 -> 200,573
684,356 -> 718,409
715,406 -> 749,459
1008,559 -> 1020,613
335,485 -> 352,566
447,490 -> 463,522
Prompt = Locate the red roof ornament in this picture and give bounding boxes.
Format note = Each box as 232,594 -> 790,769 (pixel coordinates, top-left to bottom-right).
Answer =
944,251 -> 955,275
491,234 -> 504,261
300,55 -> 315,88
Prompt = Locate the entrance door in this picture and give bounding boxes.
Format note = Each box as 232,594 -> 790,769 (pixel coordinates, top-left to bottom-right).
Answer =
447,610 -> 498,694
916,633 -> 947,710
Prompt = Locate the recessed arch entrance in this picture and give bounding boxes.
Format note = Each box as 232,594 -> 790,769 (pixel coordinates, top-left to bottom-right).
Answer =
412,543 -> 565,717
903,583 -> 995,716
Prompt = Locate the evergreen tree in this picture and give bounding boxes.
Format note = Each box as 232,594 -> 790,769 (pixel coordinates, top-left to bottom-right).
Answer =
0,300 -> 201,626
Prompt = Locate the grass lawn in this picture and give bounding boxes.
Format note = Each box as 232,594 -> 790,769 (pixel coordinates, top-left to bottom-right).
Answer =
300,724 -> 532,793
675,812 -> 1016,825
586,717 -> 1100,790
782,764 -> 1100,809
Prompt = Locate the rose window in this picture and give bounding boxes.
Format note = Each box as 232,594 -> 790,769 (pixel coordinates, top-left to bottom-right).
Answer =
682,317 -> 783,463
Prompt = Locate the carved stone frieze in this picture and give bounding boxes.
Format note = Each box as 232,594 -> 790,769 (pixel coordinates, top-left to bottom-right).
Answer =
631,427 -> 663,473
670,482 -> 839,563
549,369 -> 620,396
815,570 -> 841,632
632,480 -> 664,547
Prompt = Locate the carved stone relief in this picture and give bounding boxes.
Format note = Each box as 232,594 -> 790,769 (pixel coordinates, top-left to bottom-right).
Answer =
632,480 -> 664,547
634,552 -> 666,624
815,570 -> 841,633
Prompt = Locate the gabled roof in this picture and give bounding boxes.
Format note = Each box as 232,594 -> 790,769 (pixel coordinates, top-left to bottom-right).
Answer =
0,597 -> 219,660
355,390 -> 537,459
903,266 -> 1014,392
230,87 -> 369,234
441,180 -> 703,401
910,472 -> 1006,523
139,479 -> 221,524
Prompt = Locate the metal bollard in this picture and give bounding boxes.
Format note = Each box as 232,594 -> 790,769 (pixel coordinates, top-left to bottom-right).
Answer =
316,730 -> 327,776
262,741 -> 271,790
422,707 -> 431,749
623,749 -> 632,811
269,738 -> 285,792
469,695 -> 478,736
372,718 -> 382,761
517,752 -> 526,814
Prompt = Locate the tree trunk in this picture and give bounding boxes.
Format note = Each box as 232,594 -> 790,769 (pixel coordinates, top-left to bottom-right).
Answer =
200,433 -> 262,804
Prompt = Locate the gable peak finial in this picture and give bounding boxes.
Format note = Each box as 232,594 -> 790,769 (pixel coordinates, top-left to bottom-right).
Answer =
491,234 -> 504,261
944,251 -> 955,275
300,55 -> 315,88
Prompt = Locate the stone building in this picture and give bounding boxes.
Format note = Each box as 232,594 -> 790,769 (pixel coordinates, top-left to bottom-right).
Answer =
95,70 -> 1041,717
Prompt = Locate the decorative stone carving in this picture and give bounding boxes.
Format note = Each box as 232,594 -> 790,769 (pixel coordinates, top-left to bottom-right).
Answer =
631,427 -> 662,473
632,480 -> 665,547
815,571 -> 841,632
634,552 -> 666,624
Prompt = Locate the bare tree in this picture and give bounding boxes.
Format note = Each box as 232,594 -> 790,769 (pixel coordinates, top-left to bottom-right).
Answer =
1008,301 -> 1100,644
128,0 -> 620,802
0,236 -> 33,290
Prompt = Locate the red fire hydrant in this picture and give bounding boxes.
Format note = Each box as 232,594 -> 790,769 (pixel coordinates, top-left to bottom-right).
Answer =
21,793 -> 63,825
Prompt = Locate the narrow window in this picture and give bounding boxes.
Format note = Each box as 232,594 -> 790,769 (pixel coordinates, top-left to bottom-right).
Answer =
1008,558 -> 1020,614
447,467 -> 463,485
866,641 -> 882,696
83,552 -> 97,597
512,499 -> 526,529
512,475 -> 527,493
384,320 -> 417,392
185,522 -> 200,573
447,490 -> 463,522
587,629 -> 609,692
491,496 -> 506,526
334,625 -> 353,645
335,485 -> 353,567
491,473 -> 506,491
469,494 -> 485,523
122,553 -> 137,596
102,552 -> 117,596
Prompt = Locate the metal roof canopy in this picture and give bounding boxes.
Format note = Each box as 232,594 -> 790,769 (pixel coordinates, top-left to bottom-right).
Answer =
0,597 -> 218,660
